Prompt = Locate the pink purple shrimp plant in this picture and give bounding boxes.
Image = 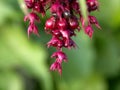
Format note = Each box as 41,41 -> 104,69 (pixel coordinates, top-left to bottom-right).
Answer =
24,0 -> 101,75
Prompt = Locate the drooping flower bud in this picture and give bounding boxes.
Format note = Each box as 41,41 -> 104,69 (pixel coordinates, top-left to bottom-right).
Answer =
24,0 -> 34,9
89,16 -> 101,29
51,51 -> 67,63
85,25 -> 93,38
86,0 -> 99,12
69,18 -> 79,29
24,12 -> 40,37
47,36 -> 63,49
58,18 -> 68,29
27,23 -> 39,37
50,61 -> 62,75
45,17 -> 56,30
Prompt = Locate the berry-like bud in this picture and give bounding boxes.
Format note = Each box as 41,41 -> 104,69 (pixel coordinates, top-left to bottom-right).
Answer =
86,0 -> 99,12
45,17 -> 56,30
85,25 -> 93,38
69,18 -> 79,29
25,0 -> 34,9
58,19 -> 68,29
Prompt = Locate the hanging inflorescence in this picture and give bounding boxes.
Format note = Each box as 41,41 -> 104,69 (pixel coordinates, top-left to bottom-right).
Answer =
24,0 -> 101,75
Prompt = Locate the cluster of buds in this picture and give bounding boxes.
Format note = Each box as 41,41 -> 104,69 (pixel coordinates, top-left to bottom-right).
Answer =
24,0 -> 100,75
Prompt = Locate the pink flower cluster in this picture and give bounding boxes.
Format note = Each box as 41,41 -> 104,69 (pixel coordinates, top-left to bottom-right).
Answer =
24,0 -> 100,75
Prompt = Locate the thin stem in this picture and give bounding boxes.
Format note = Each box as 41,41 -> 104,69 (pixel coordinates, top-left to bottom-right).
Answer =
79,0 -> 88,25
18,0 -> 29,15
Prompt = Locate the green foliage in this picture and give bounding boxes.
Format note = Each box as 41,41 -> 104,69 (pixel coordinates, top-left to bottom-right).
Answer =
0,0 -> 120,90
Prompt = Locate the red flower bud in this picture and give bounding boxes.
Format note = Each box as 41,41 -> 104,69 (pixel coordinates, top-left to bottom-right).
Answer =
45,17 -> 56,30
69,18 -> 79,29
58,19 -> 67,29
24,0 -> 34,9
86,0 -> 99,12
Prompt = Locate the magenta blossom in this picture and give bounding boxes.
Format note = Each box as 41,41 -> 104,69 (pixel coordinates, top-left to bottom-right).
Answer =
50,61 -> 62,75
24,12 -> 40,37
51,51 -> 68,63
85,25 -> 93,38
24,0 -> 101,75
50,51 -> 67,75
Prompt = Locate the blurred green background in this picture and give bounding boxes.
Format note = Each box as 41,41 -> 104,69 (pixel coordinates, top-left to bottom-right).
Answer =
0,0 -> 120,90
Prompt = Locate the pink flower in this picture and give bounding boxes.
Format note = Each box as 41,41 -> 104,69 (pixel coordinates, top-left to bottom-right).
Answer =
24,0 -> 35,9
50,50 -> 68,75
86,0 -> 99,12
85,25 -> 93,38
24,12 -> 40,24
60,29 -> 70,46
27,23 -> 39,37
58,18 -> 68,29
50,61 -> 62,75
89,16 -> 101,29
33,2 -> 45,16
51,51 -> 67,63
64,38 -> 76,49
45,16 -> 56,30
47,36 -> 63,49
24,0 -> 101,75
24,12 -> 40,37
